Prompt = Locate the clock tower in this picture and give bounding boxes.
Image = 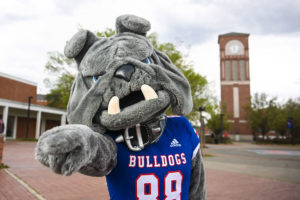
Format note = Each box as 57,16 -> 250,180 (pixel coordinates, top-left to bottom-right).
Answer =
218,32 -> 251,140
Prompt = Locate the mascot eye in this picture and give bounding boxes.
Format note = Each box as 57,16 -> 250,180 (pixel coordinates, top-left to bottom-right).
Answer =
92,72 -> 106,83
143,57 -> 150,64
93,76 -> 99,83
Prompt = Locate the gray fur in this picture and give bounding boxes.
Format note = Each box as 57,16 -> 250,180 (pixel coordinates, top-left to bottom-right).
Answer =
66,30 -> 193,131
65,30 -> 99,64
189,149 -> 206,199
35,14 -> 205,199
116,14 -> 151,35
35,124 -> 116,176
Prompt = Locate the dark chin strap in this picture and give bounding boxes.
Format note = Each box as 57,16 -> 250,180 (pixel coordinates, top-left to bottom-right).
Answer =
115,114 -> 167,151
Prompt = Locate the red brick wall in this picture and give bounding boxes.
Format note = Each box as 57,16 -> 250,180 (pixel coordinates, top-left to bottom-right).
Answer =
219,33 -> 252,135
16,117 -> 36,139
221,85 -> 250,116
219,35 -> 250,82
239,85 -> 251,119
221,85 -> 234,117
0,76 -> 37,104
221,87 -> 251,136
229,120 -> 252,136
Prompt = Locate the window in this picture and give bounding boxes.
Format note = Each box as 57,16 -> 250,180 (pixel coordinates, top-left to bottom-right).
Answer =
232,60 -> 238,80
225,60 -> 231,80
240,60 -> 245,80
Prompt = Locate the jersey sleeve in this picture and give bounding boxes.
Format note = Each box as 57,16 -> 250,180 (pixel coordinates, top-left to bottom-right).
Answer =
182,117 -> 200,160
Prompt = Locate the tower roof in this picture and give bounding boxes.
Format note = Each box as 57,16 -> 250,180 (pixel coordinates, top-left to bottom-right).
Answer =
218,32 -> 250,43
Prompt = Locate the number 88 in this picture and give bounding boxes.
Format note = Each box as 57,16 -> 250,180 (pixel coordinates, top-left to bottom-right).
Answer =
136,171 -> 183,200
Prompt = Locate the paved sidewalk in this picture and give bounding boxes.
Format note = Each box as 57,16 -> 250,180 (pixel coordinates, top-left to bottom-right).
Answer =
2,141 -> 109,200
1,141 -> 300,200
204,142 -> 300,200
0,170 -> 38,200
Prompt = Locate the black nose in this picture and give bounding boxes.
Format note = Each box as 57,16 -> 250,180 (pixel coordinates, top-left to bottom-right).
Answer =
114,64 -> 135,82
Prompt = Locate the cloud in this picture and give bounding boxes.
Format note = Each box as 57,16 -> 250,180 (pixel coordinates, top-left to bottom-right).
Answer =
0,0 -> 299,99
250,33 -> 300,100
152,0 -> 300,45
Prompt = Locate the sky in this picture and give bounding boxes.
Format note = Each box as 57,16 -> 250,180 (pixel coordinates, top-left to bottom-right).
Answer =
1,0 -> 300,102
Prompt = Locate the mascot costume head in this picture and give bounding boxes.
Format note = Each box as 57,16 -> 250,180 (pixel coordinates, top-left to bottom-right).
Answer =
36,14 -> 206,200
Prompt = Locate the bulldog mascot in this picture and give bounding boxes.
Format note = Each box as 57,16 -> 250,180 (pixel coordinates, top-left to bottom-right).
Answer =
36,15 -> 206,200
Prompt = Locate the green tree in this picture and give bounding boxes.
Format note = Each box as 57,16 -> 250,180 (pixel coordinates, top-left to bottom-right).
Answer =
148,33 -> 216,121
245,93 -> 277,136
206,112 -> 231,135
44,29 -> 115,109
245,93 -> 300,139
284,98 -> 300,142
44,51 -> 75,109
267,104 -> 286,136
44,29 -> 216,121
206,102 -> 231,136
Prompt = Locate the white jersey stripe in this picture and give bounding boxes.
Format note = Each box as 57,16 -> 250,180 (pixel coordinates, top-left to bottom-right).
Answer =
192,143 -> 200,160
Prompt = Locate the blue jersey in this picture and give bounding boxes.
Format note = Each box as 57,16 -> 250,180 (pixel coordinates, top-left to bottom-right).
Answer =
106,116 -> 200,200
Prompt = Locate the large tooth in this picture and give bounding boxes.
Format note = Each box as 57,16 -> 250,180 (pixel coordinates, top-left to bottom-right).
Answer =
108,96 -> 120,115
141,84 -> 158,100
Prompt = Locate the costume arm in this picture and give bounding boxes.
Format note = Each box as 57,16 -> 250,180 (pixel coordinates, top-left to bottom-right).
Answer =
35,125 -> 117,177
189,148 -> 206,200
79,131 -> 117,177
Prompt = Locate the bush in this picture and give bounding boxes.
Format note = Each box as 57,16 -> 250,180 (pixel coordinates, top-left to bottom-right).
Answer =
0,163 -> 9,169
205,135 -> 232,144
255,138 -> 298,144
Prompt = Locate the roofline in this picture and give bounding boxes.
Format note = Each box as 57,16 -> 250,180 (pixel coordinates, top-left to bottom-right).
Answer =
0,98 -> 66,115
218,32 -> 250,43
0,72 -> 37,86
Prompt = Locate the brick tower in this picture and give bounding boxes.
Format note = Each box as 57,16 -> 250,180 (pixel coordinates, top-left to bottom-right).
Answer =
218,32 -> 251,140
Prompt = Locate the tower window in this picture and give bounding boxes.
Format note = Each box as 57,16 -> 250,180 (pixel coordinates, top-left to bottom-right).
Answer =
225,60 -> 231,80
233,60 -> 238,80
240,60 -> 245,80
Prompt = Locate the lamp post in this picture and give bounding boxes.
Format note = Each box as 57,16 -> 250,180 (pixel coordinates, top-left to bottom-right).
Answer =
25,96 -> 33,139
199,107 -> 206,154
219,113 -> 224,144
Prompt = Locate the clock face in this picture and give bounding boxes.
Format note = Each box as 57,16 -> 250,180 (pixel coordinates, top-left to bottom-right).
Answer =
229,44 -> 240,54
225,40 -> 244,55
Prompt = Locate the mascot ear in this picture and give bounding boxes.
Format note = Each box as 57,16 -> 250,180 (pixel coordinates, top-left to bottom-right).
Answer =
116,14 -> 151,36
64,30 -> 98,64
153,50 -> 193,115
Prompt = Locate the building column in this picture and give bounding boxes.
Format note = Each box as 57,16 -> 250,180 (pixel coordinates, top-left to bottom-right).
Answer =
61,114 -> 66,125
35,111 -> 42,139
41,118 -> 46,135
13,115 -> 17,139
2,106 -> 9,140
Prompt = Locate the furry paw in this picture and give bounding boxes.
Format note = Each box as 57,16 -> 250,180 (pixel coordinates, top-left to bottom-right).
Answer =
35,125 -> 94,176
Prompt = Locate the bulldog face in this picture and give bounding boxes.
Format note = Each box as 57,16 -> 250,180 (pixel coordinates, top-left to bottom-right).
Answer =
64,15 -> 192,134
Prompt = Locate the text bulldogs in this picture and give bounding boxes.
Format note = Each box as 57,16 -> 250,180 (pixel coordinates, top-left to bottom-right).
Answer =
128,153 -> 187,168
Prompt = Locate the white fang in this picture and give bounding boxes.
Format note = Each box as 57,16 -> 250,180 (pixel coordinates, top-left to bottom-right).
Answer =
141,84 -> 158,100
108,96 -> 121,115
